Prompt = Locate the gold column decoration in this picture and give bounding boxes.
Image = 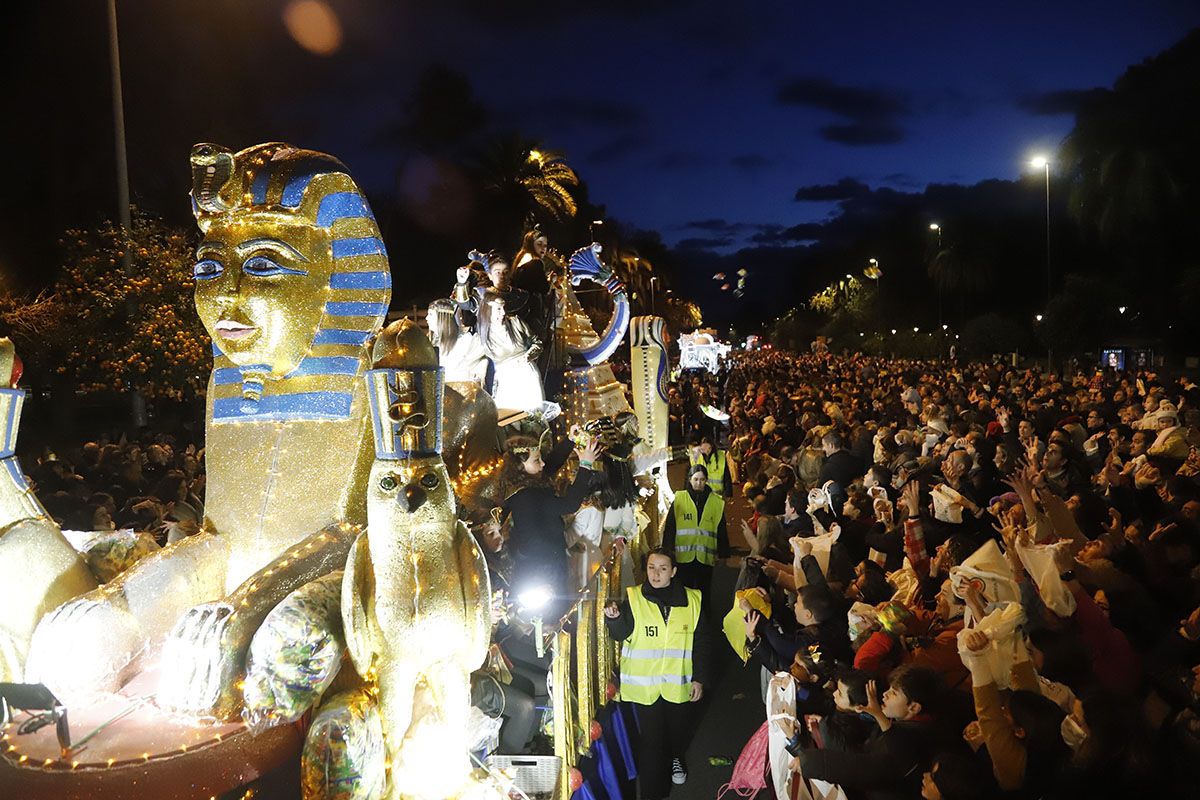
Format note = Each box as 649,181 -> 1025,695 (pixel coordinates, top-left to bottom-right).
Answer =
552,630 -> 575,795
575,598 -> 595,755
593,565 -> 614,706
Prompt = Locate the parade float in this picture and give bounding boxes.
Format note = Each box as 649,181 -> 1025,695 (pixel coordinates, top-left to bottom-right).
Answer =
678,330 -> 731,374
0,143 -> 672,799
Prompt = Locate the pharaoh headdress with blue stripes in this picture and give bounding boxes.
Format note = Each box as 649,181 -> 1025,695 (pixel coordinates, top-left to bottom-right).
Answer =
191,143 -> 392,423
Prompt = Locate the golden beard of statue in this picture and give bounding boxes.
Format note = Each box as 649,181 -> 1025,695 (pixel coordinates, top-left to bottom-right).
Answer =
342,319 -> 491,800
24,143 -> 387,714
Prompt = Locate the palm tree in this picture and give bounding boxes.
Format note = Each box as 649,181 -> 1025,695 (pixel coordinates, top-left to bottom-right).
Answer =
1058,32 -> 1198,251
473,135 -> 580,245
927,243 -> 995,323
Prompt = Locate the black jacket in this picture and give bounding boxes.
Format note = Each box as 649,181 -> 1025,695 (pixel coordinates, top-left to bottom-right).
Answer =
605,580 -> 714,688
819,449 -> 865,490
800,718 -> 941,800
505,439 -> 598,601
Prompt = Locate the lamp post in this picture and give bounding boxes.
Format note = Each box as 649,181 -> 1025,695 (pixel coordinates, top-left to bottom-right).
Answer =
106,0 -> 132,276
1030,154 -> 1052,370
929,223 -> 943,329
649,274 -> 658,315
1030,156 -> 1051,307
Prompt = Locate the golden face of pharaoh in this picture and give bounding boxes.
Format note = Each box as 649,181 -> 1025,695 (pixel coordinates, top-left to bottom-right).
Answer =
194,215 -> 334,377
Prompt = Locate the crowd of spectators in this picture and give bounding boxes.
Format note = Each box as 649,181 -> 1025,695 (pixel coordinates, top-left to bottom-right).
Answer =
22,431 -> 205,543
683,348 -> 1200,799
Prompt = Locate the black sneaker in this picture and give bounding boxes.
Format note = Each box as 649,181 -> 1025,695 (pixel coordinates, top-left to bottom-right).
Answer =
671,757 -> 687,785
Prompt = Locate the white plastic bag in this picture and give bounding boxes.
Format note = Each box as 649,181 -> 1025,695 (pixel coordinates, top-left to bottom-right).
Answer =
767,671 -> 809,800
956,601 -> 1027,689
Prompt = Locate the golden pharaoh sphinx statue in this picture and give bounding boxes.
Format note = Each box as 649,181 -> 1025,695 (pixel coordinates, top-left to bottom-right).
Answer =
26,143 -> 391,715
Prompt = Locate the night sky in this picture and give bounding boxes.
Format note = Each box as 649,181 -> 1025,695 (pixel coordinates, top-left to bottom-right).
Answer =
2,0 -> 1198,279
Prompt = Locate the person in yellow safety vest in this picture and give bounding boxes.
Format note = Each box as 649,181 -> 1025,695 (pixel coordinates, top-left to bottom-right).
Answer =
688,434 -> 732,498
604,547 -> 712,799
663,463 -> 729,600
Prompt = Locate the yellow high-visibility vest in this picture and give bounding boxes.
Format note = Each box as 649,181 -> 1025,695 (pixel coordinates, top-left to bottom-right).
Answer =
673,490 -> 724,566
618,584 -> 702,705
689,449 -> 727,494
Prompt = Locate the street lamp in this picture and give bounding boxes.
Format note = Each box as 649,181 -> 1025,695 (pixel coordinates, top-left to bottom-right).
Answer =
649,275 -> 658,314
1029,155 -> 1052,306
1029,154 -> 1053,370
927,223 -> 944,328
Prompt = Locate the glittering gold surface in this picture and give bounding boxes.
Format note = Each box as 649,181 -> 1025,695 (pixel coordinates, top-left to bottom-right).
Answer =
0,338 -> 99,679
341,320 -> 491,800
443,381 -> 504,518
26,143 -> 387,719
561,364 -> 633,431
575,599 -> 595,755
594,565 -> 615,707
156,523 -> 359,719
551,630 -> 575,792
555,276 -> 601,352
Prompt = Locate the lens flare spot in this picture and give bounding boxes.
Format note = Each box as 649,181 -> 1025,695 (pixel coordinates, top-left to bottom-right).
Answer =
283,0 -> 343,56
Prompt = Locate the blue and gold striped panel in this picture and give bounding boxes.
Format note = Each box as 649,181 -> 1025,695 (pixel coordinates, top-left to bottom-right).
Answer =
366,368 -> 444,459
213,391 -> 354,422
4,457 -> 30,492
325,301 -> 389,318
330,271 -> 391,290
212,367 -> 242,386
284,356 -> 362,378
332,237 -> 386,259
0,388 -> 23,459
278,156 -> 346,208
250,170 -> 271,205
212,362 -> 363,387
317,192 -> 375,227
314,328 -> 373,346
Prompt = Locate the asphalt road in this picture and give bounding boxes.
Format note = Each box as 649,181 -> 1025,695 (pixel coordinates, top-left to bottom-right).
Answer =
662,460 -> 765,800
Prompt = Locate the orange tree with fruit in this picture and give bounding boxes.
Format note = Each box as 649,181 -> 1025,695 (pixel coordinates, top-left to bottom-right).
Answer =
43,209 -> 210,400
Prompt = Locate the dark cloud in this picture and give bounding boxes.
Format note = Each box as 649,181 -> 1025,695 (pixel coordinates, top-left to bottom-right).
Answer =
819,122 -> 905,145
750,223 -> 824,245
883,172 -> 922,189
1016,88 -> 1108,116
776,76 -> 909,118
684,219 -> 744,234
677,236 -> 735,249
587,133 -> 649,164
731,153 -> 773,170
794,178 -> 871,202
517,97 -> 645,128
657,151 -> 709,170
776,76 -> 910,146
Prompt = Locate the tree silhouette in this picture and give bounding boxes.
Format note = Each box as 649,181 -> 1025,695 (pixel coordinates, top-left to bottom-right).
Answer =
1060,31 -> 1199,255
473,135 -> 580,246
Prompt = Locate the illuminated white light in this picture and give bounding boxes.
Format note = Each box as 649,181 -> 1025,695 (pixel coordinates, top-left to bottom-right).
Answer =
517,584 -> 553,611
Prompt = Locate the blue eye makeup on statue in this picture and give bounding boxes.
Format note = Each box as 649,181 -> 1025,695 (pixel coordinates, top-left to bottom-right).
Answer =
193,258 -> 224,280
242,255 -> 308,277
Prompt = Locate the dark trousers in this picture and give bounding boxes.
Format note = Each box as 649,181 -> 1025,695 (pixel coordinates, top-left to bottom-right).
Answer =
634,698 -> 693,800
